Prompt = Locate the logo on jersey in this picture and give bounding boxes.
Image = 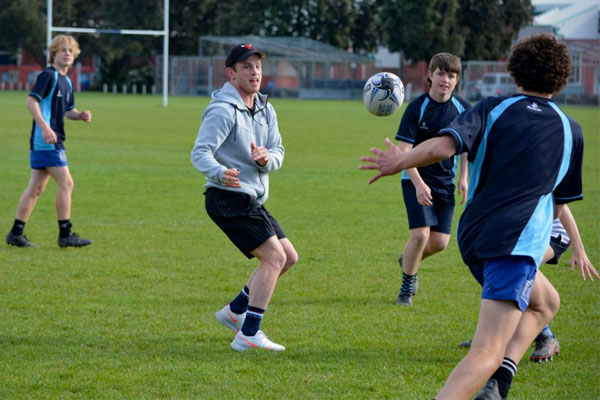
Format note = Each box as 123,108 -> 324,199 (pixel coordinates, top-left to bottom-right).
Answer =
526,102 -> 542,112
56,89 -> 63,98
420,121 -> 429,130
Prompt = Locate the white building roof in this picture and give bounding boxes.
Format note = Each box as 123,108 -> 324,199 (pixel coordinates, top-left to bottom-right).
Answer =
532,0 -> 600,38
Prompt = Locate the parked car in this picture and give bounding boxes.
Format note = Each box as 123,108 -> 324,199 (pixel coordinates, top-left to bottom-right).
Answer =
480,73 -> 517,97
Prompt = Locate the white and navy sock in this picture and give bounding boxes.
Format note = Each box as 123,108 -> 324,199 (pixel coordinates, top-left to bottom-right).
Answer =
241,306 -> 264,336
491,357 -> 518,398
229,286 -> 249,314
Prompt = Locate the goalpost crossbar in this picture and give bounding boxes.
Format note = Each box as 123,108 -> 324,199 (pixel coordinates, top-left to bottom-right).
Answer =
47,0 -> 170,106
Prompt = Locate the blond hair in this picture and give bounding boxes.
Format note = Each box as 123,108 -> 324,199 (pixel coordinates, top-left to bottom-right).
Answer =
49,35 -> 81,65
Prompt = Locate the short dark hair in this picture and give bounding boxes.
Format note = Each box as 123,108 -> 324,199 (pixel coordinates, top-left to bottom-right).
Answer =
427,53 -> 461,88
507,33 -> 571,95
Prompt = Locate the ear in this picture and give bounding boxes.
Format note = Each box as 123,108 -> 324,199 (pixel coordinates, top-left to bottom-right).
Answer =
226,67 -> 236,80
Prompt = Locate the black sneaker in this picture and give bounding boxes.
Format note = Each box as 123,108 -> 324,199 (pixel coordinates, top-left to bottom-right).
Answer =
459,339 -> 473,348
6,232 -> 38,247
58,232 -> 93,248
475,379 -> 505,400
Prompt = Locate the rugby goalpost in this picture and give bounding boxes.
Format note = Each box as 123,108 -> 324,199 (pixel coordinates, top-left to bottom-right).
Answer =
46,0 -> 170,107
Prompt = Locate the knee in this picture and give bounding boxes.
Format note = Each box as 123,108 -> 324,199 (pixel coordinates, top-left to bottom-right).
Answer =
546,290 -> 560,319
284,248 -> 298,269
267,249 -> 287,271
429,239 -> 449,253
409,230 -> 430,247
32,184 -> 46,197
62,178 -> 74,192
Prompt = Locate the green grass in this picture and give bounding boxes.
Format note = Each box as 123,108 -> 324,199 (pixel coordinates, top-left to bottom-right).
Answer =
0,91 -> 598,399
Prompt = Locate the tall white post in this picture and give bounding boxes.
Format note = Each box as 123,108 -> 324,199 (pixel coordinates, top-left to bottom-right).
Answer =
163,0 -> 169,107
46,0 -> 52,65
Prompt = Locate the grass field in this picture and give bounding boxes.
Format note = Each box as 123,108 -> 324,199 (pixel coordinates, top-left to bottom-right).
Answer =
0,90 -> 598,399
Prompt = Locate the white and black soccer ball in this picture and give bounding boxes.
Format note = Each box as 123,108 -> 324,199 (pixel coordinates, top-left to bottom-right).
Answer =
363,73 -> 405,117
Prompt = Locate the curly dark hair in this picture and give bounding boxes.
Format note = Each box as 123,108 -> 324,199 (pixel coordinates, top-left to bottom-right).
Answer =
507,33 -> 571,95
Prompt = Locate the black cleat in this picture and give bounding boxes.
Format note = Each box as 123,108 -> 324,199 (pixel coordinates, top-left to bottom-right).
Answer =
475,379 -> 506,400
58,232 -> 93,248
6,232 -> 38,248
395,292 -> 413,306
459,339 -> 472,348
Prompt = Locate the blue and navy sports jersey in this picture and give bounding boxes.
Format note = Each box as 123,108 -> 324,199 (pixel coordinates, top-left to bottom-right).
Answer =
396,93 -> 471,190
29,67 -> 75,150
439,95 -> 584,267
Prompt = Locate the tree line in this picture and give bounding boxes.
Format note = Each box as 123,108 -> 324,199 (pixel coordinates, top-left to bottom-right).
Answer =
0,0 -> 533,84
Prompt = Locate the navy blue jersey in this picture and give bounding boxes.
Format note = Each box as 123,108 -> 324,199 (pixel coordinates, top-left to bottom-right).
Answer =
396,93 -> 471,191
29,67 -> 75,150
439,95 -> 584,267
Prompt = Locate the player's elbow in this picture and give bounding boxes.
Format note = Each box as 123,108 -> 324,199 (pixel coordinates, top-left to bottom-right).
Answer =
432,136 -> 457,160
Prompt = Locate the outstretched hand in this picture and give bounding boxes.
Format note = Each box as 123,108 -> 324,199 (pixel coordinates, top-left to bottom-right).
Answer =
359,138 -> 403,184
570,247 -> 600,282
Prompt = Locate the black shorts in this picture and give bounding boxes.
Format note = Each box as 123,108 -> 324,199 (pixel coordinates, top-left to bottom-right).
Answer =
546,235 -> 570,265
204,188 -> 286,259
401,180 -> 455,234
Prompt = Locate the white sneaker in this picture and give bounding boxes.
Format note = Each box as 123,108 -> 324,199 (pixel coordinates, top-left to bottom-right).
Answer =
215,304 -> 245,333
230,330 -> 286,352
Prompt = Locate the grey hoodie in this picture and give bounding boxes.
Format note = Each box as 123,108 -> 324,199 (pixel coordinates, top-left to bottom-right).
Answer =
191,82 -> 284,205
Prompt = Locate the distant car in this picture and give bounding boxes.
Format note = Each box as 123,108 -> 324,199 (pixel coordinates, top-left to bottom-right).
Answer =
480,73 -> 517,97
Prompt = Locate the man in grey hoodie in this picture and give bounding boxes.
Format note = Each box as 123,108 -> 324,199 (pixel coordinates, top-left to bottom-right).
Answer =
191,44 -> 298,352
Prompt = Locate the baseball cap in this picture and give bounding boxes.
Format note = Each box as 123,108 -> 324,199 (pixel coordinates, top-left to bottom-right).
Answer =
225,44 -> 266,68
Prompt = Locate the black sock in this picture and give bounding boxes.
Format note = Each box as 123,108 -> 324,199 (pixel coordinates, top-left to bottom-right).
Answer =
401,272 -> 417,295
11,219 -> 26,236
229,286 -> 250,314
491,357 -> 517,398
241,306 -> 264,336
58,220 -> 72,238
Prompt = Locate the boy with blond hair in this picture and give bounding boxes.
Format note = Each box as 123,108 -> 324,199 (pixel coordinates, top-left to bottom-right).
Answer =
6,35 -> 93,248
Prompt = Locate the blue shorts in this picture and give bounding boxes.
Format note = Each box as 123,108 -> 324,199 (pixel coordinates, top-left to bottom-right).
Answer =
469,255 -> 537,312
30,150 -> 68,169
401,180 -> 455,234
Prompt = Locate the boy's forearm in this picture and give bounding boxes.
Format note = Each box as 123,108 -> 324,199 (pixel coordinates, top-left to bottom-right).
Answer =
559,205 -> 584,250
398,135 -> 456,170
25,97 -> 50,130
65,109 -> 81,120
459,153 -> 469,181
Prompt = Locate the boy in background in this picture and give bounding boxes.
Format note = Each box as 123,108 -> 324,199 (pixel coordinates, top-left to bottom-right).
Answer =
6,35 -> 93,248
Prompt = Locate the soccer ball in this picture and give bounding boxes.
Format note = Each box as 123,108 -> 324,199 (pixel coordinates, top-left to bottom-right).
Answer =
363,73 -> 405,117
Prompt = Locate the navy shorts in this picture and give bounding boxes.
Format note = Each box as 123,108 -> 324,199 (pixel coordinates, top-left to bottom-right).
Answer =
30,149 -> 68,169
469,255 -> 537,312
401,180 -> 455,234
546,235 -> 569,265
204,188 -> 286,259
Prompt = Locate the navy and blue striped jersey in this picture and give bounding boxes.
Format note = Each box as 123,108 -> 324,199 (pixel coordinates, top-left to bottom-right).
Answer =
29,67 -> 75,150
396,93 -> 471,190
439,95 -> 584,267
